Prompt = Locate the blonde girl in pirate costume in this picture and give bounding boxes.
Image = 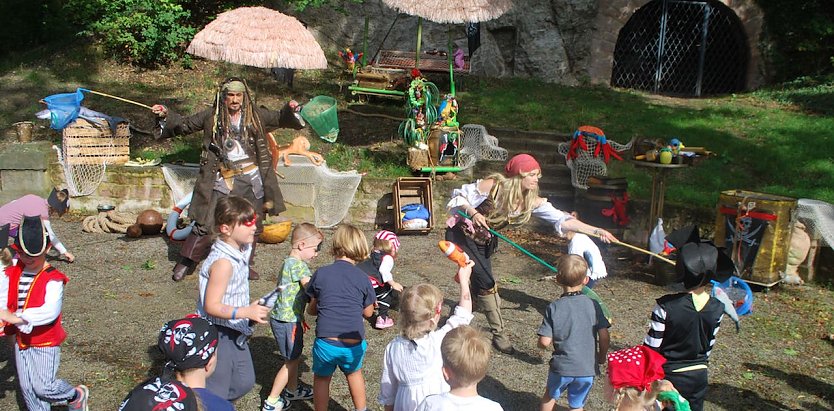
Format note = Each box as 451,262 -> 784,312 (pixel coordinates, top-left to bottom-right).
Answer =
0,216 -> 88,411
196,196 -> 270,401
152,78 -> 305,282
446,153 -> 617,354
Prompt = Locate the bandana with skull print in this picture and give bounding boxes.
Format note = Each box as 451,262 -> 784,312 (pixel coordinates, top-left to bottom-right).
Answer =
158,316 -> 218,371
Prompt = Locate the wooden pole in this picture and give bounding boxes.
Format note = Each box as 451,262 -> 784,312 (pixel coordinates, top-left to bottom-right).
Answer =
85,89 -> 153,110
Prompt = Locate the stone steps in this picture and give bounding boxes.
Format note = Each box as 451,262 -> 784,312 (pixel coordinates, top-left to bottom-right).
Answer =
477,127 -> 576,204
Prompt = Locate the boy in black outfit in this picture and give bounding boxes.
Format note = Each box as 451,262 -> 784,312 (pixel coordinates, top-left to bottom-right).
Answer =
643,241 -> 732,411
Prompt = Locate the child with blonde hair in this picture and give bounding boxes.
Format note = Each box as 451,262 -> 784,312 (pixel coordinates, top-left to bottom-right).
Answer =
415,325 -> 503,410
538,254 -> 610,411
305,224 -> 376,411
378,260 -> 474,411
262,223 -> 323,410
358,230 -> 404,329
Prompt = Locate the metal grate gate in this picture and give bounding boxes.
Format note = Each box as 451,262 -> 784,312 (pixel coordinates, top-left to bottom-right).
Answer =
611,0 -> 747,96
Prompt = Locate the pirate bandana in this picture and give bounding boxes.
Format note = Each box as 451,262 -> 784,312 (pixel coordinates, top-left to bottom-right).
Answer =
607,345 -> 666,391
223,80 -> 246,93
374,230 -> 400,253
158,317 -> 218,371
119,376 -> 198,411
504,154 -> 541,177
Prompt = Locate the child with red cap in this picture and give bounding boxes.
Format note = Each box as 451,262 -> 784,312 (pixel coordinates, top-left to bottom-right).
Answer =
446,153 -> 617,354
605,345 -> 690,411
358,230 -> 404,329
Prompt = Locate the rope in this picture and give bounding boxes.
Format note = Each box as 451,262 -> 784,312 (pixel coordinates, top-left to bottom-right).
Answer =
81,211 -> 137,234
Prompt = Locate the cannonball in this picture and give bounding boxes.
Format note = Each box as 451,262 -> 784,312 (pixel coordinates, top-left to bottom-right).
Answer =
126,224 -> 143,238
136,209 -> 164,235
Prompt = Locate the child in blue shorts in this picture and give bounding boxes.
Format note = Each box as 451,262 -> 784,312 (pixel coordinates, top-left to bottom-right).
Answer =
537,254 -> 610,411
305,224 -> 376,411
262,223 -> 323,411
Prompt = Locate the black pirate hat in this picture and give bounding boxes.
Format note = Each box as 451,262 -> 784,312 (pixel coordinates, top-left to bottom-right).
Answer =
0,223 -> 9,250
14,216 -> 50,257
676,242 -> 734,289
47,188 -> 70,215
665,225 -> 700,250
667,225 -> 734,288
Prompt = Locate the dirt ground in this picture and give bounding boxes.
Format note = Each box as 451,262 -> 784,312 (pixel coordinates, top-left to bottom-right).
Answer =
0,219 -> 831,410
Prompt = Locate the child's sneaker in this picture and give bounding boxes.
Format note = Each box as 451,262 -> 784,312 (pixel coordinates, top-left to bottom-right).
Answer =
262,395 -> 291,411
67,385 -> 89,411
375,316 -> 395,329
283,383 -> 314,401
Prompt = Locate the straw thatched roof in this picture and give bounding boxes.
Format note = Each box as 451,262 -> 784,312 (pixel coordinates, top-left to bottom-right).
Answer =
186,6 -> 327,69
381,0 -> 513,24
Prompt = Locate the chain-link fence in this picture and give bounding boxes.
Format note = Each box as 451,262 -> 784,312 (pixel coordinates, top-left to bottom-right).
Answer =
611,0 -> 747,96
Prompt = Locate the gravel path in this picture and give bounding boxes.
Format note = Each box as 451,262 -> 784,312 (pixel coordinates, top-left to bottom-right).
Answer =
0,219 -> 831,410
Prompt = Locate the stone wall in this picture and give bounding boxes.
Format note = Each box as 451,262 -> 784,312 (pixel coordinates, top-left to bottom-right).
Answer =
287,0 -> 765,89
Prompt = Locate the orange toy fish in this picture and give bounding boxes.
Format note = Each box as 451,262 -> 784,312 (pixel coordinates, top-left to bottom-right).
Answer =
438,241 -> 471,283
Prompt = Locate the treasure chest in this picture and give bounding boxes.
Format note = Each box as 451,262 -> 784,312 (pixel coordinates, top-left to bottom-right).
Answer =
714,190 -> 797,287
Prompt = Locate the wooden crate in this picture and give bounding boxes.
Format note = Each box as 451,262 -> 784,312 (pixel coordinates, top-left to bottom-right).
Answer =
63,118 -> 130,165
393,177 -> 433,234
714,190 -> 797,286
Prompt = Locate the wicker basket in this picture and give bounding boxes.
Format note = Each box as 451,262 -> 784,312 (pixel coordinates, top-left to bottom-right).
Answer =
63,118 -> 130,165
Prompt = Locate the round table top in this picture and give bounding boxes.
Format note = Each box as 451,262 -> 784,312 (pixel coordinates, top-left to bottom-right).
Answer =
630,159 -> 690,169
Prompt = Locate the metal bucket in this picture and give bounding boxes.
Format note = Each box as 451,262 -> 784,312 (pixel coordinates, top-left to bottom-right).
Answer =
13,121 -> 34,143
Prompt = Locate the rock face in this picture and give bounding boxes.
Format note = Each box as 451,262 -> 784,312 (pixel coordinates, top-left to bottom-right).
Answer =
285,0 -> 763,89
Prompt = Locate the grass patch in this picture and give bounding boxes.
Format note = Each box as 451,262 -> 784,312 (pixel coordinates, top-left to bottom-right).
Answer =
322,143 -> 410,177
459,76 -> 834,208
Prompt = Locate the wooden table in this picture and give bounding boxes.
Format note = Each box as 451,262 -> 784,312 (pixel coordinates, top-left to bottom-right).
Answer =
632,160 -> 689,245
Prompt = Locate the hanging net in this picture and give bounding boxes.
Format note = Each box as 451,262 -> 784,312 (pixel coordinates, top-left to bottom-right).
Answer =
795,199 -> 834,247
54,118 -> 130,196
161,157 -> 362,228
161,163 -> 201,218
457,124 -> 509,170
557,126 -> 632,189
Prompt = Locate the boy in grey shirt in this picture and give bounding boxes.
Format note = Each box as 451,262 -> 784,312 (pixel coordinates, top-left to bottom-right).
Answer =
537,254 -> 610,411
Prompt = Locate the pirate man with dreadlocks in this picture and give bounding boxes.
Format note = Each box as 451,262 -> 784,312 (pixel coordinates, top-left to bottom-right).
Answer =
152,77 -> 305,282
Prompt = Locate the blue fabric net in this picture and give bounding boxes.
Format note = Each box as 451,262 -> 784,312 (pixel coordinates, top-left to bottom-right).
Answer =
42,88 -> 88,130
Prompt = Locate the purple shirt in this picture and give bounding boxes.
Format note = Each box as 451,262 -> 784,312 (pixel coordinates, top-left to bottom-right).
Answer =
306,260 -> 376,340
0,195 -> 49,229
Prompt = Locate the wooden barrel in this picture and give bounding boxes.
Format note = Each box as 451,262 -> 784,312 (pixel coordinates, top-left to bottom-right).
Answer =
714,190 -> 797,286
574,177 -> 629,236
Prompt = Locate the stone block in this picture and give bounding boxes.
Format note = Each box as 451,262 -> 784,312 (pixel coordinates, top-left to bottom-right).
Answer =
0,142 -> 52,170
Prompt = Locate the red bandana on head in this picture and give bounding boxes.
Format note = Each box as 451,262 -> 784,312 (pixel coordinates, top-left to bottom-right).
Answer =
607,345 -> 666,391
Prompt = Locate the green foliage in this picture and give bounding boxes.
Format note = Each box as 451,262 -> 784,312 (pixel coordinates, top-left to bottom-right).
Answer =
66,0 -> 195,67
278,0 -> 364,13
757,0 -> 834,81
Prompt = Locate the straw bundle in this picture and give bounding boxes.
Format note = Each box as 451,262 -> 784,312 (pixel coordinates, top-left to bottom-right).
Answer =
186,6 -> 327,69
381,0 -> 514,24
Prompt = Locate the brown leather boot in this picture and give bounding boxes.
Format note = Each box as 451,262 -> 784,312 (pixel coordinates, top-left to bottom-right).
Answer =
172,258 -> 196,282
248,238 -> 259,280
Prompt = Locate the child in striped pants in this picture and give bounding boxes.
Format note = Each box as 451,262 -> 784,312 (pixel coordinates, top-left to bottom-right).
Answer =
0,216 -> 88,411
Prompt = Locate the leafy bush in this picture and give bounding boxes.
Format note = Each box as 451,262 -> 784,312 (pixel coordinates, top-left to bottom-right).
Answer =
757,0 -> 834,82
67,0 -> 194,67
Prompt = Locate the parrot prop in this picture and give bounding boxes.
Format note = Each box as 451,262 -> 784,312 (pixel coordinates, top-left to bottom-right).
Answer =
338,48 -> 363,72
566,125 -> 625,164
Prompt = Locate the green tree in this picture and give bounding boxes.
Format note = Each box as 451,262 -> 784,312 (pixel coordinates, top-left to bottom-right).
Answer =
66,0 -> 195,67
757,0 -> 834,81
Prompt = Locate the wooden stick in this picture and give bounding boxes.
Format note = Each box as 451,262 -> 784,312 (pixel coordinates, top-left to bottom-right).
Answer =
85,89 -> 153,110
582,231 -> 676,265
